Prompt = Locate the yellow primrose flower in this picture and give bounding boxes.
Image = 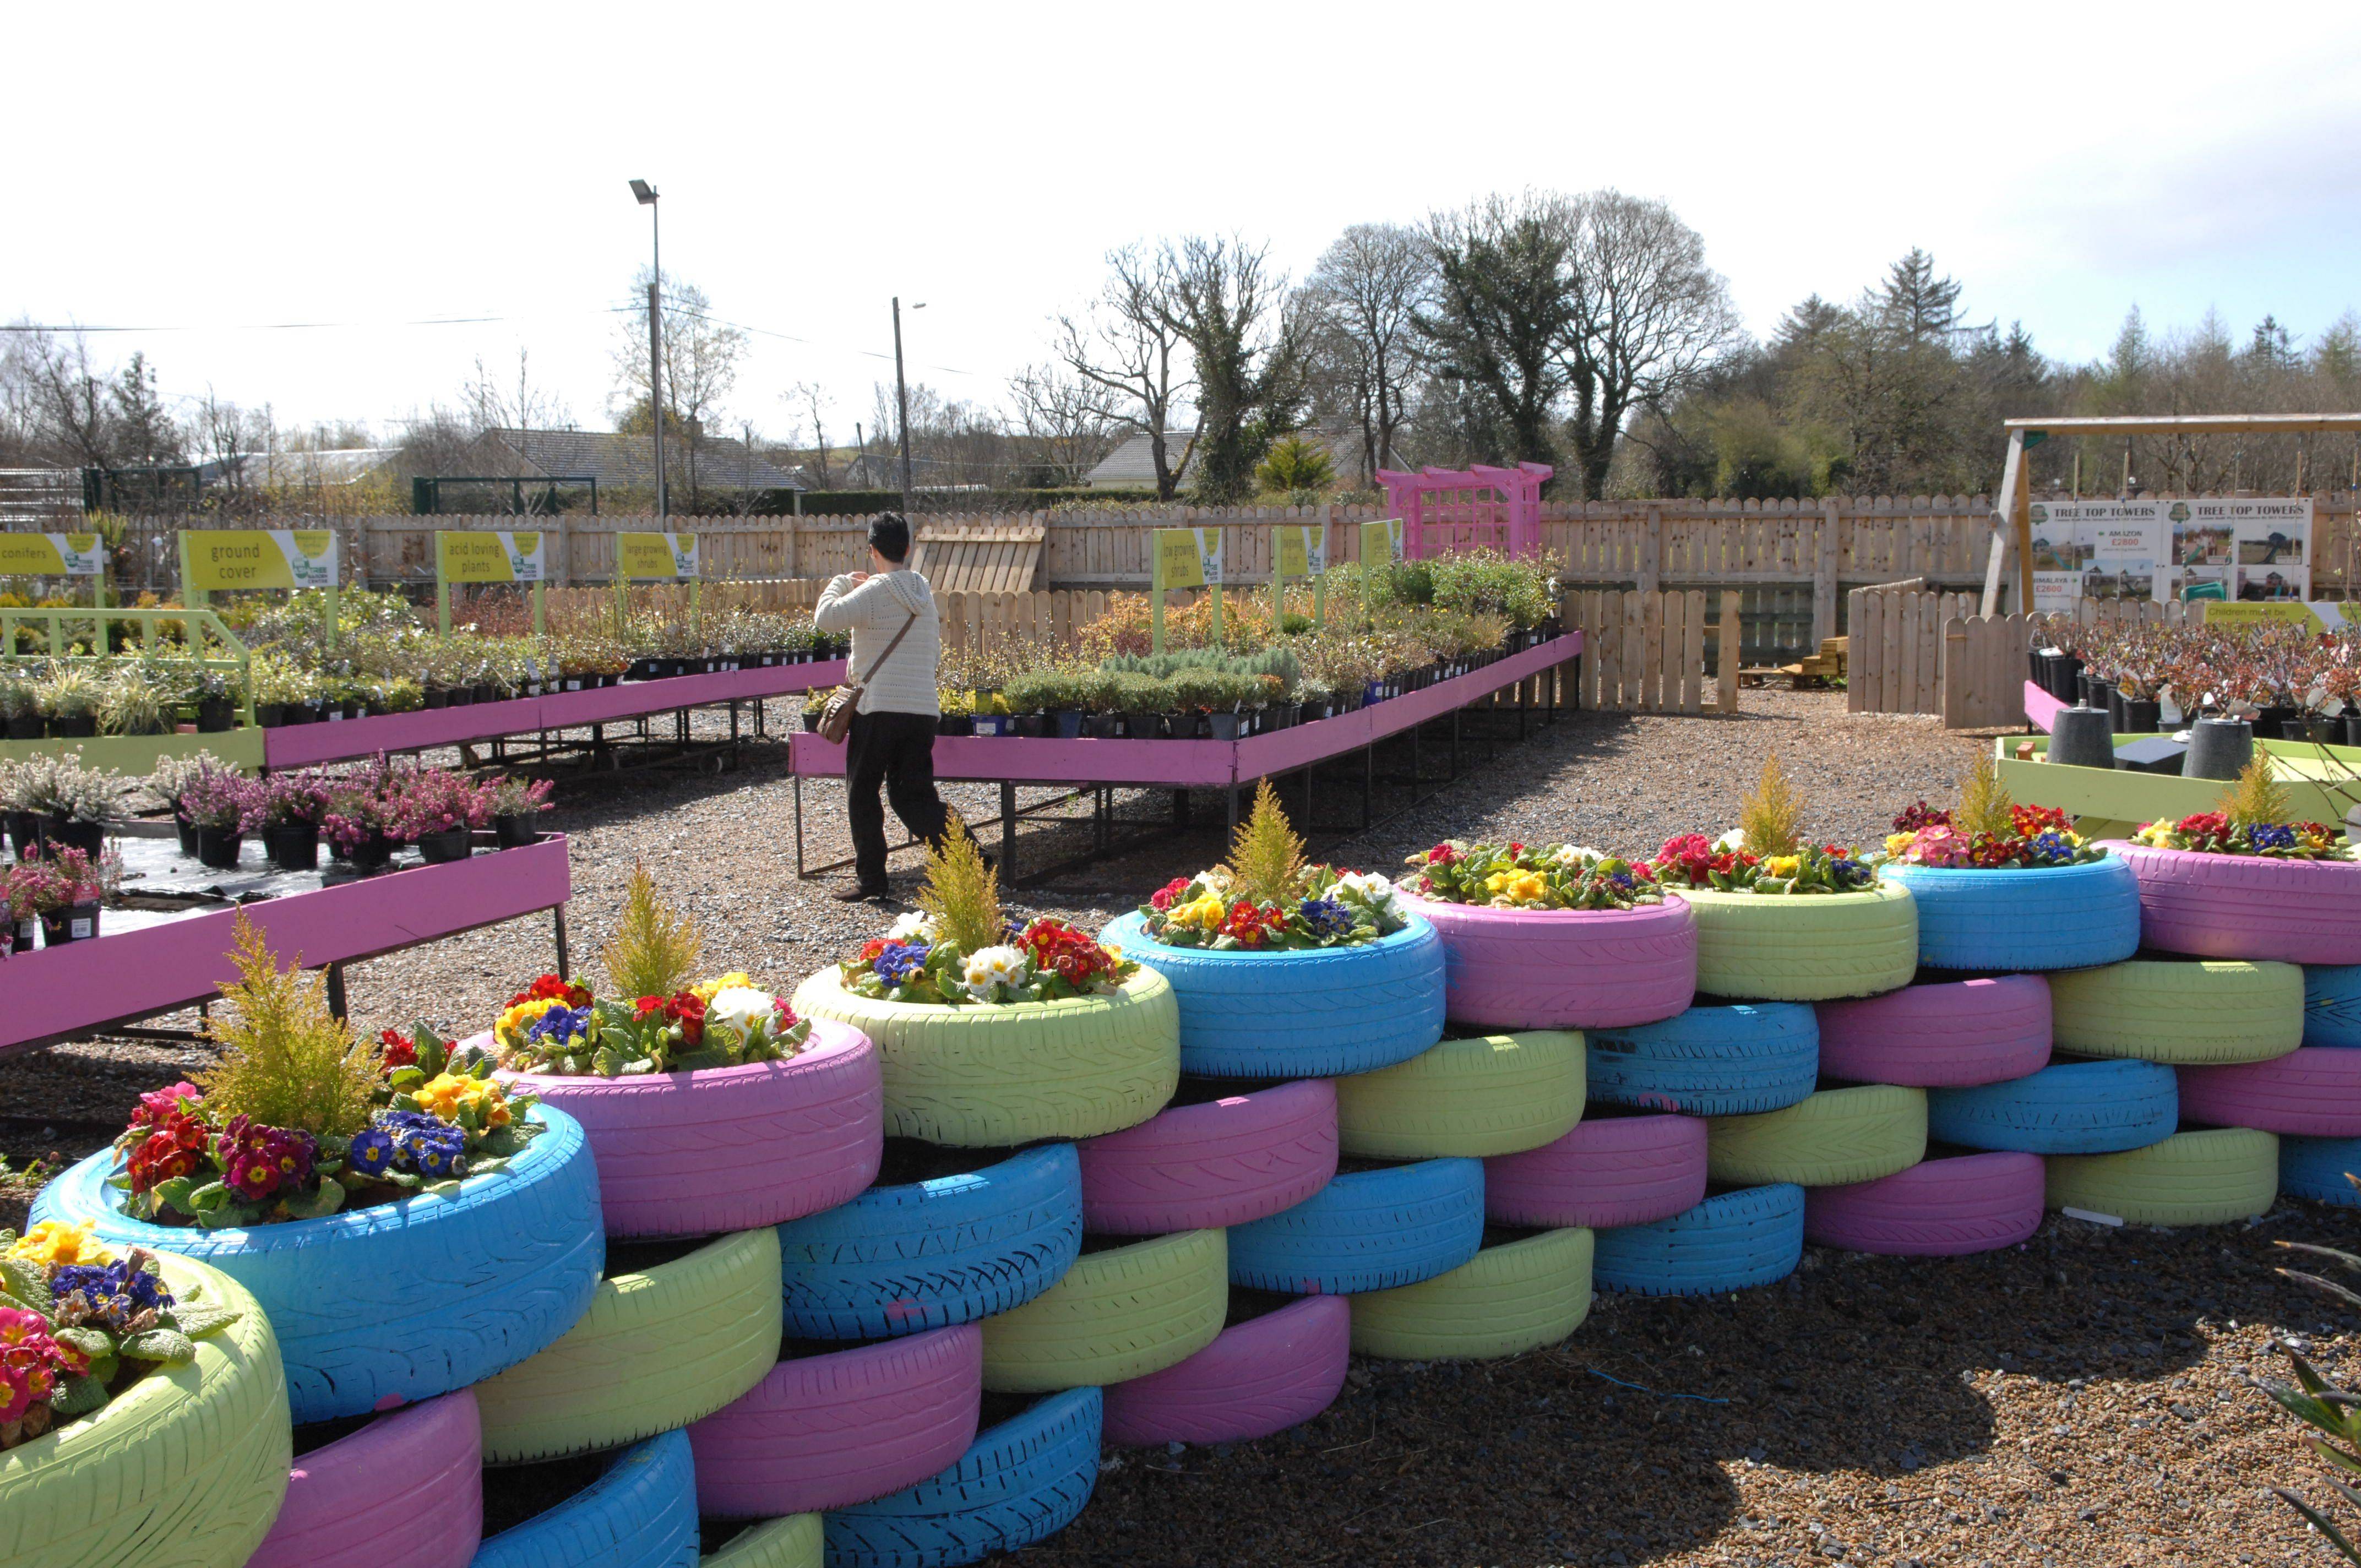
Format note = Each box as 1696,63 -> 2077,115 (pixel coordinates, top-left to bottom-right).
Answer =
1884,832 -> 1916,857
1765,855 -> 1800,878
1484,870 -> 1513,895
691,971 -> 755,1004
1492,870 -> 1546,905
1173,895 -> 1227,931
7,1218 -> 112,1267
495,996 -> 562,1050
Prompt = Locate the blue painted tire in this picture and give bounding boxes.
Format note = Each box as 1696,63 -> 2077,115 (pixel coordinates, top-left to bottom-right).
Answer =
2306,966 -> 2361,1048
822,1388 -> 1101,1568
776,1144 -> 1081,1340
32,1107 -> 603,1424
1226,1156 -> 1484,1295
1591,1183 -> 1805,1297
1881,857 -> 2141,971
1925,1059 -> 2178,1155
2281,1135 -> 2361,1206
471,1430 -> 698,1568
1099,911 -> 1446,1077
1587,1002 -> 1819,1116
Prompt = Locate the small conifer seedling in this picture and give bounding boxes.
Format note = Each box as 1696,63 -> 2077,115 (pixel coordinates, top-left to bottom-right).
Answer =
918,816 -> 1004,955
602,862 -> 703,999
1738,756 -> 1806,857
1223,779 -> 1308,908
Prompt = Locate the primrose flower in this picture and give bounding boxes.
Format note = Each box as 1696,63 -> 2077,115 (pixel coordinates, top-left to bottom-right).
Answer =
6,1219 -> 111,1268
690,971 -> 755,1004
347,1126 -> 399,1179
1763,855 -> 1801,878
1712,829 -> 1747,853
1298,896 -> 1356,938
1333,870 -> 1401,919
960,944 -> 1030,1001
873,942 -> 930,985
884,911 -> 939,944
707,986 -> 780,1040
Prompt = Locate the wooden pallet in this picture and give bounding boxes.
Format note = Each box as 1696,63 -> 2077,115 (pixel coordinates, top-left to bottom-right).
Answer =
912,523 -> 1045,594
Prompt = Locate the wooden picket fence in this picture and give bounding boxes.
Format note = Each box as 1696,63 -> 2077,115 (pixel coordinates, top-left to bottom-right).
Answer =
1565,589 -> 1742,715
1846,585 -> 1979,715
935,589 -> 1113,661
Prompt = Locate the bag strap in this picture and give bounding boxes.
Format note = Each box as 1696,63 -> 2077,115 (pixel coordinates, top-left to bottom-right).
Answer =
848,610 -> 918,694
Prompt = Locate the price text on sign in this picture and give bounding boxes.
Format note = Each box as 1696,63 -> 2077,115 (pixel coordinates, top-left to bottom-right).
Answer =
618,532 -> 699,581
0,534 -> 104,576
183,530 -> 340,590
438,531 -> 545,584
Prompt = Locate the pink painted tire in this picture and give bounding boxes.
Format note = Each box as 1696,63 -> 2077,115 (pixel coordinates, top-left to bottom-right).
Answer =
1397,890 -> 1696,1031
687,1324 -> 982,1518
497,1019 -> 883,1238
245,1390 -> 482,1568
1803,1152 -> 2044,1256
1078,1079 -> 1337,1234
2106,840 -> 2361,966
1483,1112 -> 1709,1228
1815,976 -> 2052,1088
2179,1047 -> 2361,1136
1101,1295 -> 1349,1447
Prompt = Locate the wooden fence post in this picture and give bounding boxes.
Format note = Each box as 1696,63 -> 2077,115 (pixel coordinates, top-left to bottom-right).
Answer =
1716,590 -> 1742,714
1812,498 -> 1841,649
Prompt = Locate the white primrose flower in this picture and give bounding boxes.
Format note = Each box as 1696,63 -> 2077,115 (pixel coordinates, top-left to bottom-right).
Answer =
1333,869 -> 1401,918
708,986 -> 779,1039
1553,843 -> 1606,865
1711,828 -> 1747,853
960,944 -> 1031,1002
885,911 -> 939,944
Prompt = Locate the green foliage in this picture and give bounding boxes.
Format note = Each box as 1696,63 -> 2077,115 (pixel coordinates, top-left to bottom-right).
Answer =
195,912 -> 383,1140
2218,754 -> 2293,827
2267,1216 -> 2361,1560
1222,780 -> 1307,908
1255,435 -> 1337,494
601,863 -> 704,1000
1955,752 -> 2016,840
1738,756 -> 1806,857
918,818 -> 1003,955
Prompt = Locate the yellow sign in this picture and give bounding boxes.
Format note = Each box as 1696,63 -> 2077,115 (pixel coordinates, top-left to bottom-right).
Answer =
0,533 -> 103,576
2204,600 -> 2332,632
1152,527 -> 1223,590
183,530 -> 339,590
1361,518 -> 1404,566
617,531 -> 698,581
438,531 -> 545,584
1276,526 -> 1324,578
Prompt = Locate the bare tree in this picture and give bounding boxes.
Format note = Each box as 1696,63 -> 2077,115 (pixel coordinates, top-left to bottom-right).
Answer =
1007,362 -> 1120,485
784,380 -> 835,489
1053,244 -> 1198,500
466,347 -> 573,434
4,324 -> 115,467
1150,234 -> 1308,503
612,269 -> 750,506
1305,224 -> 1431,481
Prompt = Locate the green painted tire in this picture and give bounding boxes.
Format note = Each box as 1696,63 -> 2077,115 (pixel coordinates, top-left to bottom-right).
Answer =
1707,1085 -> 1928,1187
1680,885 -> 1918,1002
2048,959 -> 2304,1064
790,968 -> 1180,1146
475,1227 -> 782,1462
1348,1227 -> 1593,1361
0,1254 -> 291,1568
2046,1128 -> 2280,1226
1335,1030 -> 1585,1159
704,1515 -> 822,1567
980,1229 -> 1226,1392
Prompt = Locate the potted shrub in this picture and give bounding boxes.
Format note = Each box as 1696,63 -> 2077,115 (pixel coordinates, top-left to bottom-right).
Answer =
1045,671 -> 1087,739
1,754 -> 50,859
390,767 -> 486,865
13,843 -> 104,945
321,767 -> 398,872
1396,839 -> 1696,1030
1167,668 -> 1223,739
37,666 -> 101,738
1113,671 -> 1166,738
937,687 -> 976,737
146,751 -> 232,859
192,668 -> 240,732
1874,754 -> 2140,970
3,858 -> 34,952
98,669 -> 172,738
1085,671 -> 1123,739
36,754 -> 119,860
2,672 -> 43,739
178,769 -> 249,870
1649,757 -> 1917,1001
793,823 -> 1177,1146
798,690 -> 829,733
1002,671 -> 1055,738
488,774 -> 554,848
242,770 -> 331,872
1102,781 -> 1445,1077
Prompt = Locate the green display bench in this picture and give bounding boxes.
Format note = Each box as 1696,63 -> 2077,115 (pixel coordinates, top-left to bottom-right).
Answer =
1996,734 -> 2361,842
0,727 -> 266,774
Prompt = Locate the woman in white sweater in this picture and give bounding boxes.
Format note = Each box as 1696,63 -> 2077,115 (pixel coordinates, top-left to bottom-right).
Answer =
813,515 -> 949,900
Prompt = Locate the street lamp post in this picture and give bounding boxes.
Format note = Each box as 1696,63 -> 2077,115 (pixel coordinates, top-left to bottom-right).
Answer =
892,297 -> 925,516
630,179 -> 666,519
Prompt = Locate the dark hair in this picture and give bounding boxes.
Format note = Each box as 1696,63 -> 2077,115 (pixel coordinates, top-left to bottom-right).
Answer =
867,514 -> 911,564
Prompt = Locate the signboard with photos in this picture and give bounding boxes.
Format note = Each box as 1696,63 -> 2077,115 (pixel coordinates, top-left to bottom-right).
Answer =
2025,497 -> 2310,612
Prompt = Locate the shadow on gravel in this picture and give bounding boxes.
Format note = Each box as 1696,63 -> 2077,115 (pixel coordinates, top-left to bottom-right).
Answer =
1004,1201 -> 2361,1568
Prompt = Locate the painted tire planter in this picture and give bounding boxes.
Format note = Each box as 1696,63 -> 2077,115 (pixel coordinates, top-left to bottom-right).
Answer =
1588,1001 -> 1818,1115
1483,1112 -> 1709,1229
1814,976 -> 2052,1088
1591,1183 -> 1806,1297
2306,965 -> 2361,1048
705,1516 -> 823,1567
1077,1078 -> 1337,1234
2046,1128 -> 2280,1227
475,1227 -> 782,1463
1348,1227 -> 1594,1361
470,1430 -> 699,1568
1879,857 -> 2140,971
1802,1152 -> 2045,1256
0,1254 -> 291,1568
2281,1135 -> 2361,1206
2177,1047 -> 2361,1136
1395,889 -> 1695,1030
689,1325 -> 982,1518
1334,1029 -> 1585,1159
500,1020 -> 883,1238
1679,883 -> 1918,1002
979,1228 -> 1227,1392
788,966 -> 1179,1147
1706,1085 -> 1927,1187
2049,959 -> 2304,1064
1227,1156 -> 1486,1295
776,1143 -> 1082,1341
1925,1059 -> 2179,1155
822,1387 -> 1101,1568
31,1105 -> 602,1423
247,1390 -> 481,1568
2107,840 -> 2361,966
1101,1295 -> 1350,1447
1097,910 -> 1446,1077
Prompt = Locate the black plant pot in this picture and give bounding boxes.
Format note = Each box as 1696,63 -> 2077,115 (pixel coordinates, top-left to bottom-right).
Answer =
196,698 -> 235,732
254,703 -> 286,728
2285,716 -> 2340,744
2254,705 -> 2300,736
194,826 -> 244,871
39,902 -> 99,946
9,914 -> 34,952
493,814 -> 542,850
1051,710 -> 1085,739
6,810 -> 40,861
415,827 -> 474,865
173,814 -> 197,858
45,817 -> 103,859
2052,655 -> 2084,703
1014,713 -> 1046,738
347,833 -> 396,871
1089,711 -> 1119,738
476,684 -> 501,705
50,714 -> 96,738
4,714 -> 39,740
2123,699 -> 2162,734
1207,711 -> 1243,742
423,690 -> 449,710
265,824 -> 321,872
2345,712 -> 2361,751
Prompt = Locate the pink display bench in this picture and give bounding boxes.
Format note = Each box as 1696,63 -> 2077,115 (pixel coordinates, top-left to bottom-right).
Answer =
262,662 -> 844,769
0,834 -> 572,1059
2023,680 -> 2065,734
1375,463 -> 1553,558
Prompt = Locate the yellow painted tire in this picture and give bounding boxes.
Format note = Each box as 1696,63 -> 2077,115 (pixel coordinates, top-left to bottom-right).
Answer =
2046,1128 -> 2280,1226
1348,1228 -> 1593,1360
0,1254 -> 291,1568
980,1229 -> 1226,1392
1335,1030 -> 1585,1159
790,968 -> 1180,1146
1682,885 -> 1918,1002
704,1515 -> 822,1567
1707,1085 -> 1928,1187
2048,959 -> 2304,1064
475,1228 -> 782,1462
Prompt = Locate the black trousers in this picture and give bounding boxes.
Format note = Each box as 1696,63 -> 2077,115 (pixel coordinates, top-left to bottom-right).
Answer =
845,709 -> 950,889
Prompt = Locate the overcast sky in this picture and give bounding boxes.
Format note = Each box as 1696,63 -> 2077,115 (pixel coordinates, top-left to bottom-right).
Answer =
12,3 -> 2361,443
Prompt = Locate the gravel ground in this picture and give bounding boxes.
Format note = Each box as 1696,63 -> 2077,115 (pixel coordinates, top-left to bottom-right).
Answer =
17,688 -> 2357,1566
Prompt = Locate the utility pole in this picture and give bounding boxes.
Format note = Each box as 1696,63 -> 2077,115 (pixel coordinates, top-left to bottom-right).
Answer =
893,296 -> 915,516
630,179 -> 667,519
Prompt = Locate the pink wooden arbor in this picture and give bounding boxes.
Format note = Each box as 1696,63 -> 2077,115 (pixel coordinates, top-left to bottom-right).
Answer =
1376,462 -> 1553,558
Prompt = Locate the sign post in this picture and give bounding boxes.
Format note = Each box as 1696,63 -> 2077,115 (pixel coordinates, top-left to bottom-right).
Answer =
1150,527 -> 1222,655
179,529 -> 342,646
1272,523 -> 1328,630
616,531 -> 701,642
436,531 -> 547,636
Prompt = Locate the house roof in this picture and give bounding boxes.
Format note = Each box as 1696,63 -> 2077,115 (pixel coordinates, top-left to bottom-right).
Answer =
485,428 -> 807,490
1086,431 -> 1197,487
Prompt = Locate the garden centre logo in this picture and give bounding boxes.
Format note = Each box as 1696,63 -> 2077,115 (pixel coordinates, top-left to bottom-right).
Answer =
2169,502 -> 2190,525
2029,504 -> 2048,525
